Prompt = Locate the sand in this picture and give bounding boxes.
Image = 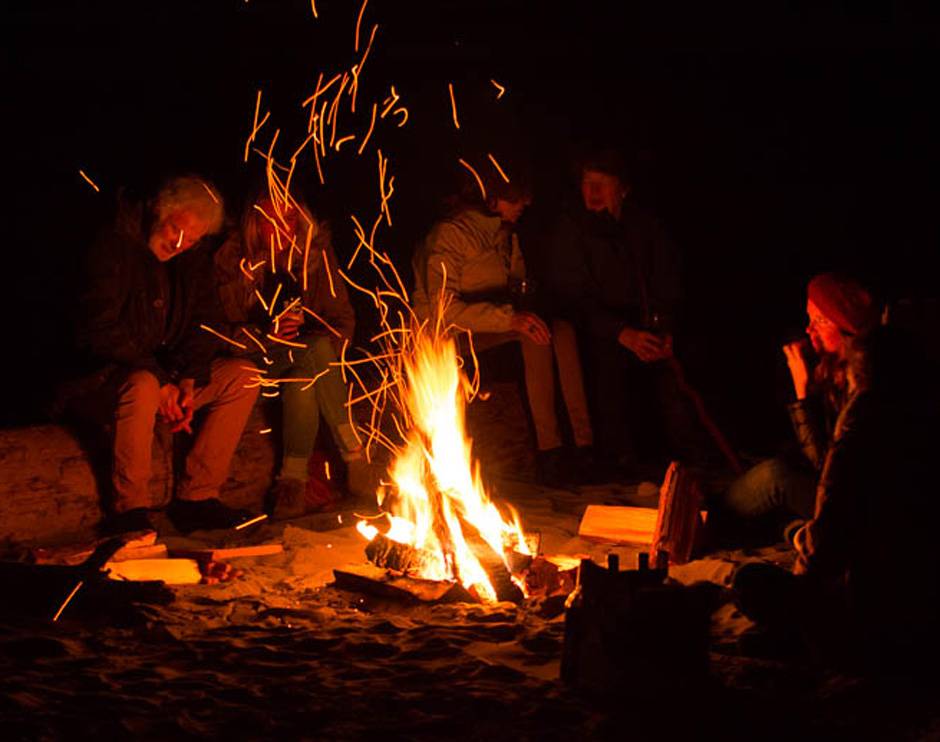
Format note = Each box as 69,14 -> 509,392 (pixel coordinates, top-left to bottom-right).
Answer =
3,480 -> 939,740
3,387 -> 939,739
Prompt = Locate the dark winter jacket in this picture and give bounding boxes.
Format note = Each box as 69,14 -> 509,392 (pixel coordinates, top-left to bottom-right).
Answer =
794,331 -> 940,662
545,200 -> 680,339
75,198 -> 223,387
212,217 -> 354,350
786,394 -> 837,471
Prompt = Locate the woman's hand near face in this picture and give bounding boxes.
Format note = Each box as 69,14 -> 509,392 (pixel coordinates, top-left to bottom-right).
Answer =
783,340 -> 811,399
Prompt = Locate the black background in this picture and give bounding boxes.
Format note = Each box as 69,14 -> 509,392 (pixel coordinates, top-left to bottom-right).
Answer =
6,0 -> 939,451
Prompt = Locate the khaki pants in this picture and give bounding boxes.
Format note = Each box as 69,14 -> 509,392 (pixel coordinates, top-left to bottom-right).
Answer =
112,358 -> 259,511
471,319 -> 593,451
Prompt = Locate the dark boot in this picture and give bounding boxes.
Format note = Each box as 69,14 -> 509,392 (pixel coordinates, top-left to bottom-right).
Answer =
98,507 -> 155,537
168,498 -> 257,534
535,447 -> 574,488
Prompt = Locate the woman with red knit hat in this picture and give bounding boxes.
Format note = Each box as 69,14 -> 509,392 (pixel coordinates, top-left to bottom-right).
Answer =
713,272 -> 881,546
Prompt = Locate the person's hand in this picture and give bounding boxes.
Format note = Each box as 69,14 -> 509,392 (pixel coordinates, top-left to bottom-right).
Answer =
783,340 -> 811,400
618,326 -> 668,362
511,311 -> 551,345
158,383 -> 183,427
170,378 -> 196,434
273,311 -> 304,341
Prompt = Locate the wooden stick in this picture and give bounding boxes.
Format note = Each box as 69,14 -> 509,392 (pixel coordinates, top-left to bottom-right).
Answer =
668,356 -> 744,474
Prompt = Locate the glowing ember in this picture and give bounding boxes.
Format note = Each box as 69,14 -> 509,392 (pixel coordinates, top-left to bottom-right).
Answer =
357,325 -> 531,603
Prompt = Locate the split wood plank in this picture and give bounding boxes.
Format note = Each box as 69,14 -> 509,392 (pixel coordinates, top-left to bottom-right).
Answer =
105,558 -> 202,585
578,505 -> 660,544
578,503 -> 707,549
31,530 -> 161,566
168,544 -> 283,561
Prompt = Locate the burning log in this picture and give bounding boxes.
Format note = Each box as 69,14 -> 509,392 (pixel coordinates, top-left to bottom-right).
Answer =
364,533 -> 439,575
524,556 -> 578,598
456,513 -> 524,604
333,564 -> 475,604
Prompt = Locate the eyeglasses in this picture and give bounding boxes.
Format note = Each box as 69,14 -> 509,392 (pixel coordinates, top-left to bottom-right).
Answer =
807,313 -> 835,330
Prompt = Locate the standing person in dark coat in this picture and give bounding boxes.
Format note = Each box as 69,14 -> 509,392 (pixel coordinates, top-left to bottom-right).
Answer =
545,149 -> 702,480
73,175 -> 260,536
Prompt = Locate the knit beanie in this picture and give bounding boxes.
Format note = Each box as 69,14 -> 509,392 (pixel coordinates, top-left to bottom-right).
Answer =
807,273 -> 878,335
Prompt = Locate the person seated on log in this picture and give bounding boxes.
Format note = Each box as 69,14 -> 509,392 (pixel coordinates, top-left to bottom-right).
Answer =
713,272 -> 881,546
71,175 -> 261,536
545,147 -> 709,482
411,165 -> 594,487
212,186 -> 378,518
732,324 -> 940,676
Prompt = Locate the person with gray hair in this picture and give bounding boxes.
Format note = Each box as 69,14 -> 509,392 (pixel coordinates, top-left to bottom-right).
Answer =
71,174 -> 261,535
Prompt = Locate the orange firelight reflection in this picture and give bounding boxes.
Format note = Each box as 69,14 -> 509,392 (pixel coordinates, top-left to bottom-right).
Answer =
356,325 -> 530,603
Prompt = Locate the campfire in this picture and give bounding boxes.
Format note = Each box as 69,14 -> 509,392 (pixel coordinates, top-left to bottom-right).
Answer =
355,325 -> 533,603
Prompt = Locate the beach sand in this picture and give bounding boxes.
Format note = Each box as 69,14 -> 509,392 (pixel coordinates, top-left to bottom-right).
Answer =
2,386 -> 938,740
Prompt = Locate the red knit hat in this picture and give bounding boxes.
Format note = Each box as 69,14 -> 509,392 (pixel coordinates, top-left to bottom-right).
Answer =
807,273 -> 878,335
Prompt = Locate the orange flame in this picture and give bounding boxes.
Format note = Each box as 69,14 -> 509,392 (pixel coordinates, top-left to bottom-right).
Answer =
357,322 -> 530,602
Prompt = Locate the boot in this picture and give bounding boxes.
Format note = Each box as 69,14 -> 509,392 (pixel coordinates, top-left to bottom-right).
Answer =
346,457 -> 385,501
98,507 -> 155,537
266,477 -> 308,521
168,498 -> 257,534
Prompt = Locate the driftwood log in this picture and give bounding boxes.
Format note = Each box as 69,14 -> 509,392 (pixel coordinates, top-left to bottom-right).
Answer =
0,405 -> 276,547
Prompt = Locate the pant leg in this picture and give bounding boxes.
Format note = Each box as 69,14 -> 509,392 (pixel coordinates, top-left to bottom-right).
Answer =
551,318 -> 593,448
306,336 -> 361,457
519,334 -> 563,451
588,336 -> 635,463
112,369 -> 162,512
275,341 -> 323,463
178,358 -> 260,501
722,457 -> 816,520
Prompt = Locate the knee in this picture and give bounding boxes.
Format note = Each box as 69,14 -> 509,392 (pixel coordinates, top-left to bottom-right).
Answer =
728,458 -> 790,504
307,335 -> 337,366
213,359 -> 261,402
118,370 -> 161,408
290,335 -> 336,373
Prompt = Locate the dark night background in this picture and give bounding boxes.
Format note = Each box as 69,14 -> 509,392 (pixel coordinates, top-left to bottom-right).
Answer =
6,0 -> 939,455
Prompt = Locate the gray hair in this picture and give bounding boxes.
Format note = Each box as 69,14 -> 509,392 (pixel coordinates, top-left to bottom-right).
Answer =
154,176 -> 225,234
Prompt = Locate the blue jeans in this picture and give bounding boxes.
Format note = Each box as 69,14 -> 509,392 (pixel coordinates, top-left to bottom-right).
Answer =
721,456 -> 816,522
262,335 -> 359,466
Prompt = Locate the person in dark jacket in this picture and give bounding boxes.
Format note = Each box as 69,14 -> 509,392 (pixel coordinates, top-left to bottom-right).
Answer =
716,273 -> 881,544
734,325 -> 940,676
213,188 -> 380,518
74,175 -> 260,535
545,149 -> 701,479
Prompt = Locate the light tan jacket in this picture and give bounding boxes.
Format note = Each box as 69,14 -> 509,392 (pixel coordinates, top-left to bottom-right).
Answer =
412,208 -> 525,333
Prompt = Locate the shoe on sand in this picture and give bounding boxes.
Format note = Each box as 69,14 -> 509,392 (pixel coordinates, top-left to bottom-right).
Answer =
98,507 -> 155,537
346,458 -> 385,501
168,498 -> 256,534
